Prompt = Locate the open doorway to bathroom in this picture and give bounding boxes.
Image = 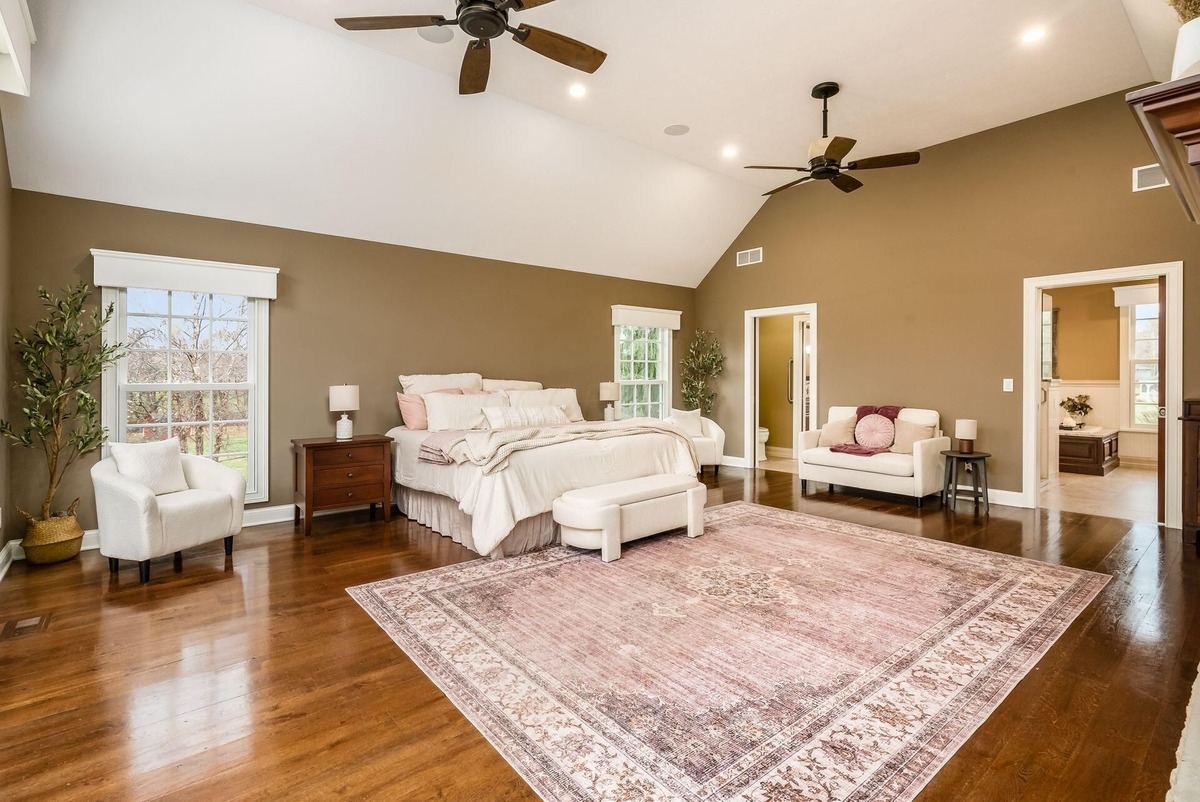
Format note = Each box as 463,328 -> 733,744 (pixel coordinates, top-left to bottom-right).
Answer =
742,304 -> 817,473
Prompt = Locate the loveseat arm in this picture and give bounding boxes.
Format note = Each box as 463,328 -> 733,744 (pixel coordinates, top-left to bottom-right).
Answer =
91,458 -> 164,561
913,436 -> 952,498
699,417 -> 725,461
799,429 -> 821,456
181,454 -> 248,533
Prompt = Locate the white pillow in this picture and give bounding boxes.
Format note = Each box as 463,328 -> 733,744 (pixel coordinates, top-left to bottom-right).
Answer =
505,388 -> 584,422
482,378 -> 544,392
424,392 -> 509,432
398,372 -> 482,395
670,408 -> 703,437
483,405 -> 570,429
110,437 -> 189,495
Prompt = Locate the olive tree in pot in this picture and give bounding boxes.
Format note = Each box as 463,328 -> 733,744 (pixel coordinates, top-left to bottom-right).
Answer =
681,330 -> 725,414
0,283 -> 124,564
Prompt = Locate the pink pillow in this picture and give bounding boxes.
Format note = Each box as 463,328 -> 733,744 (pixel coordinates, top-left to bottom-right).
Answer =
396,388 -> 463,430
854,413 -> 895,449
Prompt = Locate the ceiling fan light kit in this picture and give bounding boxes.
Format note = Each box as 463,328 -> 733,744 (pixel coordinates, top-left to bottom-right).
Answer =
745,81 -> 922,197
336,0 -> 607,95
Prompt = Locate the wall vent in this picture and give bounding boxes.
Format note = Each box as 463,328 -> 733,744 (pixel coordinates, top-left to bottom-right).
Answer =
736,247 -> 763,267
1132,163 -> 1168,192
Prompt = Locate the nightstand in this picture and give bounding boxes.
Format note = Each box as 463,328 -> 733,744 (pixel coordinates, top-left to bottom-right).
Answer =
292,435 -> 393,536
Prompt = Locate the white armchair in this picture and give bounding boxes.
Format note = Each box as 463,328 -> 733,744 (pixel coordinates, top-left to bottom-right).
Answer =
91,453 -> 247,583
666,412 -> 726,476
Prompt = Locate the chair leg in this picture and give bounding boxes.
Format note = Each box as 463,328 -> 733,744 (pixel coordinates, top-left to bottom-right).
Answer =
138,561 -> 150,583
173,551 -> 183,572
714,465 -> 720,477
224,535 -> 234,556
108,557 -> 119,573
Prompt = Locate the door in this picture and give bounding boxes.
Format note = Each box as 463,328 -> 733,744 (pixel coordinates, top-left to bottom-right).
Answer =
1039,292 -> 1055,483
792,315 -> 807,455
1159,276 -> 1166,522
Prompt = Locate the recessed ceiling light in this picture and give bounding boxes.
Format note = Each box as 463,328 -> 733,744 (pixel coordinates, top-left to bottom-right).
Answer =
664,124 -> 690,136
1021,26 -> 1046,44
569,82 -> 587,98
722,145 -> 739,159
418,26 -> 454,44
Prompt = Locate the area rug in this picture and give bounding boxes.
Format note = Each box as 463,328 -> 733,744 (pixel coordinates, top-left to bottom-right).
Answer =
349,501 -> 1109,801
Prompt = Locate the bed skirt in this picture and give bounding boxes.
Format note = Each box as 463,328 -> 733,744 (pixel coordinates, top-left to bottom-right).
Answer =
395,485 -> 558,559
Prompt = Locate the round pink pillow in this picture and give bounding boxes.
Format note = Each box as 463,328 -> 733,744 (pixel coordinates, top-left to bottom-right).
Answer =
855,414 -> 895,449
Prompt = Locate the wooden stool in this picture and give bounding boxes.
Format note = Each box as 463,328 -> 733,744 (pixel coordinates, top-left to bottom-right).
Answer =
941,450 -> 991,514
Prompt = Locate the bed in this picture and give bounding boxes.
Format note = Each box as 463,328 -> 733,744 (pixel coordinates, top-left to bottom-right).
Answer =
387,421 -> 698,558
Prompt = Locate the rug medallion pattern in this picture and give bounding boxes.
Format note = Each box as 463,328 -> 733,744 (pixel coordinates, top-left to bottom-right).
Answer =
349,502 -> 1109,801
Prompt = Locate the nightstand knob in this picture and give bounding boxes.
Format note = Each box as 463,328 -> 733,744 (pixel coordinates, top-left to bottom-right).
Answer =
347,492 -> 354,498
347,473 -> 354,479
346,453 -> 353,459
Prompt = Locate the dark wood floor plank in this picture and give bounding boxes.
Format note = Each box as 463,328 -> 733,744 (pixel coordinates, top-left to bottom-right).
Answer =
1,468 -> 1196,801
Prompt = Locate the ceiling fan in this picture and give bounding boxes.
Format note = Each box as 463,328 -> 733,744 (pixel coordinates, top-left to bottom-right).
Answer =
745,82 -> 921,197
335,1 -> 606,95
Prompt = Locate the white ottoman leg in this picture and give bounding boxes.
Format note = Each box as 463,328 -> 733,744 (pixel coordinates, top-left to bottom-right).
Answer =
686,484 -> 705,538
599,505 -> 622,562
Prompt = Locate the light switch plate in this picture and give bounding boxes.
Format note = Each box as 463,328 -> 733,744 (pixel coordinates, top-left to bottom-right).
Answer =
1002,378 -> 1014,392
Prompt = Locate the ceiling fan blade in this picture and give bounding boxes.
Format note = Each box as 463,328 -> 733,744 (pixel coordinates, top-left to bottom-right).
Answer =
513,25 -> 607,73
513,0 -> 557,8
336,15 -> 447,31
459,39 -> 491,95
845,152 -> 921,170
824,136 -> 857,162
744,165 -> 811,172
764,177 -> 813,196
831,173 -> 864,193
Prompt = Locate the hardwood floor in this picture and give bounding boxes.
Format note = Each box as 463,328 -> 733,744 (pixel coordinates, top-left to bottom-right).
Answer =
1,469 -> 1197,801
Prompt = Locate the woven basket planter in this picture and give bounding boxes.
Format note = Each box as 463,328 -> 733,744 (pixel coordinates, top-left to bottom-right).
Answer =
21,503 -> 84,565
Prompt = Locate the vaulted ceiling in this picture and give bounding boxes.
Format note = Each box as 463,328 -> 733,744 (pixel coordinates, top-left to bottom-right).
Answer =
0,0 -> 1181,287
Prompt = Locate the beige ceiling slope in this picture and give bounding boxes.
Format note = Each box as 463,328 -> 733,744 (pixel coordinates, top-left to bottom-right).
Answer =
260,0 -> 1163,191
0,0 -> 763,287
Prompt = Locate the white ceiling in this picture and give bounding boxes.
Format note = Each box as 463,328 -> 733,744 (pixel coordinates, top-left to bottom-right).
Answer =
0,0 -> 1180,287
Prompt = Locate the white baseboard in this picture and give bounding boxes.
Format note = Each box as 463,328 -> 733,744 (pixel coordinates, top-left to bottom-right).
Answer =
1119,456 -> 1157,468
243,504 -> 295,526
951,485 -> 1026,508
0,540 -> 14,582
721,455 -> 750,469
765,446 -> 795,459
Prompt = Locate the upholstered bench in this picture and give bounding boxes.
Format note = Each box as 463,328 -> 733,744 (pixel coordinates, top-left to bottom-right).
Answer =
552,474 -> 705,562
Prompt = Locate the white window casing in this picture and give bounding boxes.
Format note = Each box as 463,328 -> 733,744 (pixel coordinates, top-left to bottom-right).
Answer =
611,305 -> 681,331
95,250 -> 276,503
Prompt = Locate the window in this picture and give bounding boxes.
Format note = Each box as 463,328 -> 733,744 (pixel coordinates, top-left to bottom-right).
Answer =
1129,302 -> 1160,428
611,305 -> 680,420
94,250 -> 277,503
615,325 -> 671,419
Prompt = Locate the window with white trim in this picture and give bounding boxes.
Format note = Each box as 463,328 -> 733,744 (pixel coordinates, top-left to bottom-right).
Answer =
95,250 -> 277,503
1128,302 -> 1160,429
611,305 -> 680,420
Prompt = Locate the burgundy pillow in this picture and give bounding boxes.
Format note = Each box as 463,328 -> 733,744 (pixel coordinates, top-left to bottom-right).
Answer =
855,413 -> 896,449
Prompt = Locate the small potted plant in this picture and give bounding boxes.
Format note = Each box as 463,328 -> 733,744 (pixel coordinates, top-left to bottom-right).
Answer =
1170,0 -> 1200,80
1060,394 -> 1093,429
0,283 -> 124,564
681,330 -> 725,414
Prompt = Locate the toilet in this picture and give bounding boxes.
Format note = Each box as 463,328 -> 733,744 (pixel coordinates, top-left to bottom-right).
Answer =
756,427 -> 770,463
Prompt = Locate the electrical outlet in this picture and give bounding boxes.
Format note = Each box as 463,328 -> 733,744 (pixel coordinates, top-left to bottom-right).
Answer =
1002,378 -> 1014,392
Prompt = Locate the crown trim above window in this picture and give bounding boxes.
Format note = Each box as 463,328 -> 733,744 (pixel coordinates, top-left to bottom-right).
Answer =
91,249 -> 279,299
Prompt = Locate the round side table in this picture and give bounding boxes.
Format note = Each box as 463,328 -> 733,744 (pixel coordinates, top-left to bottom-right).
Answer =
940,450 -> 991,514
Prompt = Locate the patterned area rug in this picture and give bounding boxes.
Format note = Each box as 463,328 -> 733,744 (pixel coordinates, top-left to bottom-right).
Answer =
349,502 -> 1108,801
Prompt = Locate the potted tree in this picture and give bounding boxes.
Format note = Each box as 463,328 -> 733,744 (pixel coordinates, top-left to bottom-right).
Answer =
681,330 -> 725,414
0,283 -> 124,564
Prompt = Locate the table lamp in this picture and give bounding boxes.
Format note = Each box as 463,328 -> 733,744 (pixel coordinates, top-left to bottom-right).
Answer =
599,382 -> 619,422
330,384 -> 360,440
955,419 -> 977,453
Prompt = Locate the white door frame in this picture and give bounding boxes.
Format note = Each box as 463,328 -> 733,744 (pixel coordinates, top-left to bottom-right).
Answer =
744,304 -> 818,467
1021,262 -> 1183,528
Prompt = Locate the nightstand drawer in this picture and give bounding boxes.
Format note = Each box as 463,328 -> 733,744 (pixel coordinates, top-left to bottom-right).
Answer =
313,464 -> 384,489
314,483 -> 384,508
312,444 -> 384,467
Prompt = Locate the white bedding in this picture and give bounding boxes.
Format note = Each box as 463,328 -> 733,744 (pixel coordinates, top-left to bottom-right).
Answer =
387,421 -> 698,556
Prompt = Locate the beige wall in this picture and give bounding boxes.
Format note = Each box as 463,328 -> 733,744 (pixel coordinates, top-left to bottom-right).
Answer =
758,315 -> 794,450
8,191 -> 694,534
0,115 -> 10,544
695,90 -> 1200,493
1052,283 -> 1121,381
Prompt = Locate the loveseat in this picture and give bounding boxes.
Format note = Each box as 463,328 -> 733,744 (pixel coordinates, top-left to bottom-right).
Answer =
798,406 -> 950,506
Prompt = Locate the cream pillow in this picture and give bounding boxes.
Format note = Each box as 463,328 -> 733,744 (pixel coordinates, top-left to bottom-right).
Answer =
890,419 -> 936,454
817,416 -> 857,447
482,378 -> 544,391
424,392 -> 509,432
505,388 -> 584,422
110,437 -> 189,495
483,405 -> 570,429
670,408 -> 703,437
398,372 -> 482,395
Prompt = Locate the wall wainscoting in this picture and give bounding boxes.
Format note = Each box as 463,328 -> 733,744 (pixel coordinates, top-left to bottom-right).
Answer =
1057,379 -> 1159,463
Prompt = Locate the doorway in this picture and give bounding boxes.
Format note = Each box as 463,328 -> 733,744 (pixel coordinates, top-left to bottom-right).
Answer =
1022,263 -> 1182,528
743,304 -> 818,471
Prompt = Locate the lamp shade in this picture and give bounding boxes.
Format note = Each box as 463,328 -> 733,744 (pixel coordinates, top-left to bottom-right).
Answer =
954,419 -> 978,440
329,384 -> 360,412
599,382 -> 619,402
